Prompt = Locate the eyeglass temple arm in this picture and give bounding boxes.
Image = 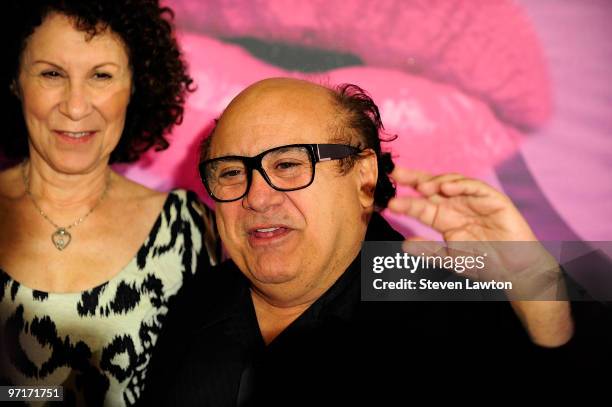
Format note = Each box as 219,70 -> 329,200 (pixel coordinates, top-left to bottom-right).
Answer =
315,144 -> 361,162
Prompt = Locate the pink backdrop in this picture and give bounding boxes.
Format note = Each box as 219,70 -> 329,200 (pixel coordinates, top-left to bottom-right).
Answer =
115,0 -> 612,242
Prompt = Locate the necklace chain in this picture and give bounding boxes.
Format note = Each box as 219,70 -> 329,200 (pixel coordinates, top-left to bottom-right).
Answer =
21,161 -> 111,249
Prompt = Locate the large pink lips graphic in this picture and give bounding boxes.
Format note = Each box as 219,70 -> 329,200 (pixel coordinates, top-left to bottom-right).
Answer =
168,0 -> 551,130
118,0 -> 553,238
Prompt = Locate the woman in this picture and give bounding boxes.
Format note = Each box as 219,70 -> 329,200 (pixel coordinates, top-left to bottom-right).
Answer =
0,1 -> 219,405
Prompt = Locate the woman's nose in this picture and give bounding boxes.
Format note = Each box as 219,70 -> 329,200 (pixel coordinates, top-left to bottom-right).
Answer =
59,82 -> 93,120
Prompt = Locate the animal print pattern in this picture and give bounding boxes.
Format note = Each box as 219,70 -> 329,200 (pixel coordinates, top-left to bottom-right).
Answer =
0,190 -> 219,406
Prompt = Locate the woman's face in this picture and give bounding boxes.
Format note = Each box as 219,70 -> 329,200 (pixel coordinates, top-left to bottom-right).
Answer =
17,12 -> 132,174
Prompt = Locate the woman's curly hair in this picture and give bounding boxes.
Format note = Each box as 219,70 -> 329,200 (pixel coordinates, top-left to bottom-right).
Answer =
3,0 -> 194,163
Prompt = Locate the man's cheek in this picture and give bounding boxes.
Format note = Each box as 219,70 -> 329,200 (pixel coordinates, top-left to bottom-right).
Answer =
215,212 -> 239,251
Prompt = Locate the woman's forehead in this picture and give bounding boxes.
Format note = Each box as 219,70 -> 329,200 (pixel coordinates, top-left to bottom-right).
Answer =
22,13 -> 129,68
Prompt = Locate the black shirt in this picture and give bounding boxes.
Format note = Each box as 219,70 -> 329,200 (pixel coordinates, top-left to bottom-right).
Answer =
142,213 -> 611,406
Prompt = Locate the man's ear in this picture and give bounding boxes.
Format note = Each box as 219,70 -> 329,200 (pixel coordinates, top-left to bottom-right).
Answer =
356,149 -> 378,209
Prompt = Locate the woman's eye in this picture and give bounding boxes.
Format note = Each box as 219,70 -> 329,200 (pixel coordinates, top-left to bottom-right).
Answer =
41,71 -> 62,79
93,72 -> 113,80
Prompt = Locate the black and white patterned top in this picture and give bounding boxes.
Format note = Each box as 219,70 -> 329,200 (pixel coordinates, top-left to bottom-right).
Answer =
0,189 -> 219,406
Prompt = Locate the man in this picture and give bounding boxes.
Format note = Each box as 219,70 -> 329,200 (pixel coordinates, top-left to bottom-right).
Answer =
143,78 -> 579,405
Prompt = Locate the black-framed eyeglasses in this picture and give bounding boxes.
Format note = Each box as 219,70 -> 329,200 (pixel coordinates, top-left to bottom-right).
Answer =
199,143 -> 362,202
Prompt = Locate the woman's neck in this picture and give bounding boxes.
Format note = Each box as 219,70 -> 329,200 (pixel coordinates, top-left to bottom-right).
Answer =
23,156 -> 112,211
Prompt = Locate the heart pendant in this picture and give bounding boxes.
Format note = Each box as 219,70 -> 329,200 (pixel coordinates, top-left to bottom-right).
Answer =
51,228 -> 71,251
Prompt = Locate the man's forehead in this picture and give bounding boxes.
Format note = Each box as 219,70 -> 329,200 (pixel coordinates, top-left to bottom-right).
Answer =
211,79 -> 341,154
237,77 -> 333,102
225,79 -> 335,122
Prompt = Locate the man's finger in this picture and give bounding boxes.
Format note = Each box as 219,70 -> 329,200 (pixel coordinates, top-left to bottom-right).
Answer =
417,173 -> 465,197
403,236 -> 435,257
390,167 -> 432,188
387,196 -> 439,228
440,179 -> 494,198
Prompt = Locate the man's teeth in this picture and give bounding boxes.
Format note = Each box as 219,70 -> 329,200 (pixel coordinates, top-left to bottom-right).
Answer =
257,227 -> 280,233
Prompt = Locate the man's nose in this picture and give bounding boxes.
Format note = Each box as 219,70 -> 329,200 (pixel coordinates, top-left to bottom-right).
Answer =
242,170 -> 285,211
59,81 -> 93,121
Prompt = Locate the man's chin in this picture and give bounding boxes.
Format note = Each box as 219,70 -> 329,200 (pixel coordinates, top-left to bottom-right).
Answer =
250,270 -> 297,285
247,259 -> 298,286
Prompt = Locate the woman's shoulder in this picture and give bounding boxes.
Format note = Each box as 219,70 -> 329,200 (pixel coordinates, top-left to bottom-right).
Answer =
116,174 -> 208,215
113,173 -> 167,203
116,177 -> 206,226
164,188 -> 214,227
145,186 -> 220,269
167,189 -> 220,268
167,188 -> 208,209
0,163 -> 23,200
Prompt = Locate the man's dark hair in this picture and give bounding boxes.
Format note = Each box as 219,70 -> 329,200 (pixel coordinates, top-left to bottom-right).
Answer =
3,0 -> 194,163
330,83 -> 397,210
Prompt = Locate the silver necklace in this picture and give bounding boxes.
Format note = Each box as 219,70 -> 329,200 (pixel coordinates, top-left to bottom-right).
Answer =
22,162 -> 111,251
